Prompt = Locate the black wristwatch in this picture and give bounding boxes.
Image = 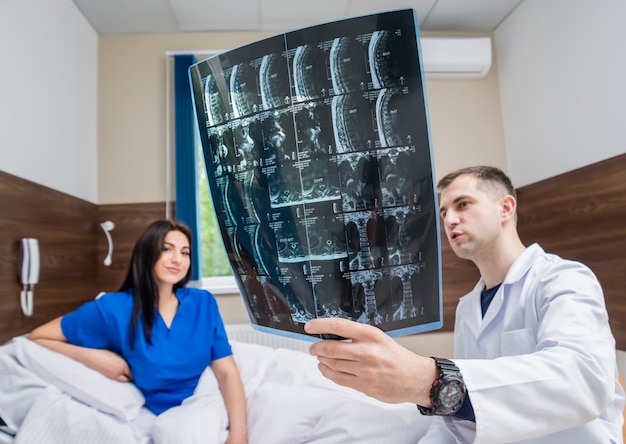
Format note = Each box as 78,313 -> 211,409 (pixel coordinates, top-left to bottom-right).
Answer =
417,357 -> 466,416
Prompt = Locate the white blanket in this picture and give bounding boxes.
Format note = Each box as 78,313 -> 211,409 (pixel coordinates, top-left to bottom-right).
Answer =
7,341 -> 433,443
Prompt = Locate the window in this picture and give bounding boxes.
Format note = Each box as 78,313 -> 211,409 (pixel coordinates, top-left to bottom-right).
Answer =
196,144 -> 238,294
168,52 -> 238,295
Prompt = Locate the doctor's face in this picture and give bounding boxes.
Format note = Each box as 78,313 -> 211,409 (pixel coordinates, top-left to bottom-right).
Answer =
438,174 -> 504,261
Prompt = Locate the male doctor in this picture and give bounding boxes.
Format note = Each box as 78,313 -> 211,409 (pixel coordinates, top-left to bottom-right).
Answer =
306,166 -> 625,443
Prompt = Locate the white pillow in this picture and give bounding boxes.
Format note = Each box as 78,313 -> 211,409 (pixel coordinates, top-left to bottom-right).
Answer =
13,337 -> 145,421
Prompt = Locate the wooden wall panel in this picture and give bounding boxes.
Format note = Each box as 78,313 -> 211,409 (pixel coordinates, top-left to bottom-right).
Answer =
2,153 -> 624,348
0,171 -> 99,344
0,173 -> 168,344
440,231 -> 480,331
516,154 -> 626,349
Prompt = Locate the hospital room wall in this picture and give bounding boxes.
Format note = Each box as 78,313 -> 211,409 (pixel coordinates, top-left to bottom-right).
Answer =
94,30 -> 505,357
1,0 -> 624,363
0,0 -> 98,204
494,0 -> 626,367
0,0 -> 101,343
495,0 -> 626,188
95,31 -> 507,205
93,1 -> 626,364
0,0 -> 499,346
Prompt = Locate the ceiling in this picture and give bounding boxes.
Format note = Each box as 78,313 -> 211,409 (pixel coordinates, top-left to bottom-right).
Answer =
70,0 -> 523,35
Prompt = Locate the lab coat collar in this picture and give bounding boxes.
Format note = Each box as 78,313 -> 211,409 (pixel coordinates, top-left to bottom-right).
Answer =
461,279 -> 488,336
461,243 -> 543,334
501,243 -> 544,286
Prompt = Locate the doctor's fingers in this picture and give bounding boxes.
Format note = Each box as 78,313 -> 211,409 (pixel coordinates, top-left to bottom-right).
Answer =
315,359 -> 361,389
315,354 -> 360,375
305,317 -> 384,342
309,335 -> 383,364
314,352 -> 390,386
316,358 -> 400,402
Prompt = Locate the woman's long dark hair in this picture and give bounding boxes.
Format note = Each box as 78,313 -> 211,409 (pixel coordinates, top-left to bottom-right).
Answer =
119,220 -> 193,347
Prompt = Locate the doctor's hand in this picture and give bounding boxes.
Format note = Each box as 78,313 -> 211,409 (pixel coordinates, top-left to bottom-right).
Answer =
83,348 -> 134,383
306,317 -> 437,406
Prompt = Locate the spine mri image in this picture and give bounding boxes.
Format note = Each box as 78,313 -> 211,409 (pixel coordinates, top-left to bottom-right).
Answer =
190,9 -> 442,339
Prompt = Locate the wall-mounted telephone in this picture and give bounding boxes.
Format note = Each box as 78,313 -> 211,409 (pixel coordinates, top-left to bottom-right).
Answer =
18,238 -> 40,316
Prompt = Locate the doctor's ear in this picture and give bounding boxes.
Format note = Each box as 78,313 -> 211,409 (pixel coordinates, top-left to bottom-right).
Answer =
500,195 -> 517,222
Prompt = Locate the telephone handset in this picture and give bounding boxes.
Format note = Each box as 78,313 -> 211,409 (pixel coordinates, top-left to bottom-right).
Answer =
18,238 -> 40,316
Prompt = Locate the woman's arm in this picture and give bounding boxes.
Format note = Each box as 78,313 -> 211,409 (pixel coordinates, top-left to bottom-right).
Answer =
211,355 -> 248,444
28,316 -> 133,382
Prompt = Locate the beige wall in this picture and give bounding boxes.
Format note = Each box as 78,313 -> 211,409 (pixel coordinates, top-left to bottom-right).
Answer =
97,31 -> 506,355
1,0 -> 98,203
98,31 -> 272,204
496,0 -> 626,188
98,32 -> 506,204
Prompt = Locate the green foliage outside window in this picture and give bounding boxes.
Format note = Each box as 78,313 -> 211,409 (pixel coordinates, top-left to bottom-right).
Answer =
198,151 -> 232,278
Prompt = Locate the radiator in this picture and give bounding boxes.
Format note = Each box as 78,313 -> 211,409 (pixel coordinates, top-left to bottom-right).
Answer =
224,323 -> 312,353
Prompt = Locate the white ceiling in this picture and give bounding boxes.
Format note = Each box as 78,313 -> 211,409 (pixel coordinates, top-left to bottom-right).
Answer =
70,0 -> 523,35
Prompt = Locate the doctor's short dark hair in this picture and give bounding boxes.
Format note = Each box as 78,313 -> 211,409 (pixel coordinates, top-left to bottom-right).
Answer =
437,166 -> 517,200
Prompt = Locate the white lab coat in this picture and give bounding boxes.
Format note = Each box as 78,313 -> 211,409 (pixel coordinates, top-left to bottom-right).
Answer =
420,243 -> 625,443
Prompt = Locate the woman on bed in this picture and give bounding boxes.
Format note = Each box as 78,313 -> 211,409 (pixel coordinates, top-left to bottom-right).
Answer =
28,219 -> 248,444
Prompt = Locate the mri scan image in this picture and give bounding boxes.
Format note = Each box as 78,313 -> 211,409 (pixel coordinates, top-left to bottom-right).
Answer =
190,8 -> 441,339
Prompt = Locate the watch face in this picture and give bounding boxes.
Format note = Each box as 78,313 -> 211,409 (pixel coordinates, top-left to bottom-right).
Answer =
439,380 -> 463,408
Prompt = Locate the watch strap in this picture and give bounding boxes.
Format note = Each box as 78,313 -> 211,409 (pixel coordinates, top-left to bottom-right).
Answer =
417,357 -> 465,416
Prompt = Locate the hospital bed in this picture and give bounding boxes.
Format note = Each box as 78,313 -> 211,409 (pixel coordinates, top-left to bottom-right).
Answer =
0,323 -> 432,444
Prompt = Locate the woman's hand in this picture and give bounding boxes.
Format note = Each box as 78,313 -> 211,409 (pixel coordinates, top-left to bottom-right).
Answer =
225,429 -> 248,444
82,347 -> 134,382
29,316 -> 133,383
212,356 -> 248,444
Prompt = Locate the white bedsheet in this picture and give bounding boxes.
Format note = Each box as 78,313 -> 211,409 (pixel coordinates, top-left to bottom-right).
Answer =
14,386 -> 154,444
5,340 -> 433,443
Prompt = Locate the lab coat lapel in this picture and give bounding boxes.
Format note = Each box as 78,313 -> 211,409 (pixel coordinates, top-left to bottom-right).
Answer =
461,280 -> 486,337
477,244 -> 542,333
480,285 -> 504,327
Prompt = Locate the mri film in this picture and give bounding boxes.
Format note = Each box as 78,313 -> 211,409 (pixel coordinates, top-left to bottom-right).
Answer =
189,9 -> 442,340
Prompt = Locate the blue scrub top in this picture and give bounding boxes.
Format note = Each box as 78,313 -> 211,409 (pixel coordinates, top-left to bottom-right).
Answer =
61,287 -> 232,414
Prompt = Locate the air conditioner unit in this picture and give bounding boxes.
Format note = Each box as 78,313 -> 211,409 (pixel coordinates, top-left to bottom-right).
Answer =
185,36 -> 492,80
421,36 -> 492,79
